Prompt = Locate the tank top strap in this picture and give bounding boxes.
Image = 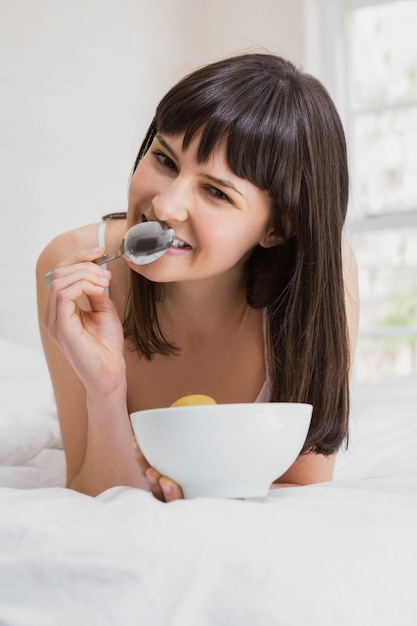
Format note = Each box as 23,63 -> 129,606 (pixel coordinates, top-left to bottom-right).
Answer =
97,220 -> 109,296
98,212 -> 126,296
97,220 -> 107,252
255,309 -> 272,403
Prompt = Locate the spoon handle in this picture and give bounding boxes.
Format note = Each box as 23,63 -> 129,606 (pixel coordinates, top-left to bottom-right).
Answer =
93,251 -> 120,266
44,250 -> 120,287
44,270 -> 55,288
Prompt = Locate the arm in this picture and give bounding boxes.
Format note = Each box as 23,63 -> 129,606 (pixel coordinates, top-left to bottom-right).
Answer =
36,227 -> 147,495
271,452 -> 336,488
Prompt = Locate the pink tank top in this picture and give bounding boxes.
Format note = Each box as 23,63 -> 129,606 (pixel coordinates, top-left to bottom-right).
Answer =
254,309 -> 271,402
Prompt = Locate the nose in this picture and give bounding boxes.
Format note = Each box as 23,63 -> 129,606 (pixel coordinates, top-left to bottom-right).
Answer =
152,178 -> 190,224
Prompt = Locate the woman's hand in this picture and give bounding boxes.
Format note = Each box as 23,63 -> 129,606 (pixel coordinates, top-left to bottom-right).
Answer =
43,248 -> 126,395
132,437 -> 184,502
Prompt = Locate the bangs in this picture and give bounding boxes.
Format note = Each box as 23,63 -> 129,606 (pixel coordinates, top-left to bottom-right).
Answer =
153,58 -> 302,197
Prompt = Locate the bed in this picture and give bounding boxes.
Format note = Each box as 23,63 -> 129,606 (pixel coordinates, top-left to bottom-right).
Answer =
1,337 -> 416,626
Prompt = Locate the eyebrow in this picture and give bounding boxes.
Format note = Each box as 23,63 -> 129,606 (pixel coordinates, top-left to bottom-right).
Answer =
156,135 -> 178,160
155,134 -> 243,197
202,174 -> 243,197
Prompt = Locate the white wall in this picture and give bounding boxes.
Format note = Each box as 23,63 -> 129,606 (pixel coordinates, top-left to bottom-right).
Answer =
0,0 -> 304,349
185,0 -> 304,67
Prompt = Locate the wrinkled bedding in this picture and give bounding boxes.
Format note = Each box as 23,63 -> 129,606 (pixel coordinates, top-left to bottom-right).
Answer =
0,339 -> 65,489
1,338 -> 416,626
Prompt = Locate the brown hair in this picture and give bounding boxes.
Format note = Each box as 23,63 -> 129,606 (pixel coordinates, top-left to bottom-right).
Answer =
123,53 -> 350,454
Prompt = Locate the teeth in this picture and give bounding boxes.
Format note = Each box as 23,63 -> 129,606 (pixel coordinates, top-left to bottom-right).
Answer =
173,239 -> 188,248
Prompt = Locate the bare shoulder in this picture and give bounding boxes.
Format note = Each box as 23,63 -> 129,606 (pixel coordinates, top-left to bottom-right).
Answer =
342,238 -> 359,302
36,223 -> 102,275
36,218 -> 127,283
342,238 -> 358,279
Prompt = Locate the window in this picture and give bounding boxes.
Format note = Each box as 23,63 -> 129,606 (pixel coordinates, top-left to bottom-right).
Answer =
306,0 -> 417,382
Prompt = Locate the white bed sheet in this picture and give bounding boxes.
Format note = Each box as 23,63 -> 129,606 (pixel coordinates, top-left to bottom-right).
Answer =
1,338 -> 417,626
0,338 -> 65,489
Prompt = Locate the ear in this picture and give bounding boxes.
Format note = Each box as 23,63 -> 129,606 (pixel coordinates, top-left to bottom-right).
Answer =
258,231 -> 285,249
258,217 -> 295,249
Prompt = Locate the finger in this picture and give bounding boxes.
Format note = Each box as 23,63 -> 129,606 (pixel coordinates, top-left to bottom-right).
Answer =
45,274 -> 109,330
47,261 -> 110,290
46,264 -> 111,321
45,279 -> 109,341
45,247 -> 105,287
132,437 -> 151,474
159,476 -> 184,502
56,247 -> 106,269
133,442 -> 184,502
146,467 -> 166,502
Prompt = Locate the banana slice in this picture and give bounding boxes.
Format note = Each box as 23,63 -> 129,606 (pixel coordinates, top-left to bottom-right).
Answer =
171,394 -> 217,407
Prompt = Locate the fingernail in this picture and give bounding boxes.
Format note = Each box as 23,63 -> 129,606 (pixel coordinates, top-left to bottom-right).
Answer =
146,472 -> 158,486
160,481 -> 173,495
102,269 -> 112,277
132,437 -> 139,451
91,247 -> 103,253
145,467 -> 159,484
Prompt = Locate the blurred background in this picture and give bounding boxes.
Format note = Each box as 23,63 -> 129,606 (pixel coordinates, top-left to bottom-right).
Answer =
1,0 -> 416,383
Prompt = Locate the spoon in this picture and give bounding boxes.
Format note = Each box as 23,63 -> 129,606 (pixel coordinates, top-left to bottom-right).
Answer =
45,221 -> 175,287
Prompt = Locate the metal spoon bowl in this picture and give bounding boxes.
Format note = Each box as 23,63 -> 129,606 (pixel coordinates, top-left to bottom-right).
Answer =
45,222 -> 175,287
95,221 -> 175,266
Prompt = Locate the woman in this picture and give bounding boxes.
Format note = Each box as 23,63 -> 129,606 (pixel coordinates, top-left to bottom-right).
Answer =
37,53 -> 359,501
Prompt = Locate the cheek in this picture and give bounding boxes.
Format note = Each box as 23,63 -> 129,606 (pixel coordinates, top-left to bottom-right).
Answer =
128,169 -> 142,202
127,164 -> 155,218
201,215 -> 267,249
197,223 -> 260,267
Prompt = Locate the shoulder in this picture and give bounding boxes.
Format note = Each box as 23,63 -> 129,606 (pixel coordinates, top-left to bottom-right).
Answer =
342,238 -> 358,279
36,218 -> 127,274
36,218 -> 129,316
36,223 -> 101,273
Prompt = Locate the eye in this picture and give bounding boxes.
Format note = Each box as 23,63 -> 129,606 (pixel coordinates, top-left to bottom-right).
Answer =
205,186 -> 232,204
152,150 -> 177,171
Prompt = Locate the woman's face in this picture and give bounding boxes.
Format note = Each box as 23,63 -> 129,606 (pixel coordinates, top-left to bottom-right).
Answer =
126,132 -> 274,284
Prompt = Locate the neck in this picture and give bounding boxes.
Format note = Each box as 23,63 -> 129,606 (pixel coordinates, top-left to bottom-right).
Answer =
159,276 -> 252,339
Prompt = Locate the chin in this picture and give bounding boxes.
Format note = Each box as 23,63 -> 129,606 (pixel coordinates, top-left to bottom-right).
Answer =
128,261 -> 175,283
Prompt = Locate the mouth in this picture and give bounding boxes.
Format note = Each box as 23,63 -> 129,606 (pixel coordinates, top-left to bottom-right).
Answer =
141,215 -> 192,250
171,238 -> 192,249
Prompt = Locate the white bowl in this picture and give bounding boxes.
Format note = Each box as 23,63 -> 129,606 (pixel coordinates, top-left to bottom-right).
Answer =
130,402 -> 312,499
